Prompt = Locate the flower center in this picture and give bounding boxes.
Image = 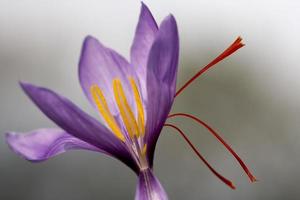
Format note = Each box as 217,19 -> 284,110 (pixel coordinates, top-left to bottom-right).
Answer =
90,77 -> 148,169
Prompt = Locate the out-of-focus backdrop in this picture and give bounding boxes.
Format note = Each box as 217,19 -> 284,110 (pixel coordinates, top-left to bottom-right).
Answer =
1,0 -> 299,199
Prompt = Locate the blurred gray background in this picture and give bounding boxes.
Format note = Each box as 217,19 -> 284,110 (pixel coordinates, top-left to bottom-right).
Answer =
1,0 -> 300,199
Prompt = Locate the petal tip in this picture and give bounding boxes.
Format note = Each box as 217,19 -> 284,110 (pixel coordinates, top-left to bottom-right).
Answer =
81,35 -> 100,53
140,1 -> 150,12
163,14 -> 177,26
140,1 -> 146,7
18,82 -> 41,97
18,81 -> 29,88
83,35 -> 97,44
79,35 -> 98,77
158,14 -> 178,37
5,132 -> 15,143
19,81 -> 34,93
4,132 -> 28,160
81,35 -> 97,55
138,1 -> 158,29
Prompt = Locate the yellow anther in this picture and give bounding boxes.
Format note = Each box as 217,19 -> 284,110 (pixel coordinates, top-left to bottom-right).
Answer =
129,77 -> 145,136
90,85 -> 125,142
113,79 -> 139,139
142,144 -> 147,156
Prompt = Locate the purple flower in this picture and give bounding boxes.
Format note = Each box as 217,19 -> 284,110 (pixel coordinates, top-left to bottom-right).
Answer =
5,3 -> 256,200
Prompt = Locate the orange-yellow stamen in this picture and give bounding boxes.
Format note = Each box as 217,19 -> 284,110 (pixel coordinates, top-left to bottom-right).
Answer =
90,85 -> 125,142
113,79 -> 139,139
129,77 -> 145,136
142,144 -> 147,156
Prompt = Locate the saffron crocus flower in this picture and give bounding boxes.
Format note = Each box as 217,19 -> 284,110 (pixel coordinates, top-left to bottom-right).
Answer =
5,3 -> 256,200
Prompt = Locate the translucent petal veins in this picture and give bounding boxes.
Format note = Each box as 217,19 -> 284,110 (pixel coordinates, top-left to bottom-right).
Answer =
175,37 -> 245,97
113,79 -> 140,139
90,85 -> 125,142
129,77 -> 145,136
168,113 -> 257,182
164,123 -> 236,189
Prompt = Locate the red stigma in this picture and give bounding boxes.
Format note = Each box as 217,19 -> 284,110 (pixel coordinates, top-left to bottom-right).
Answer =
175,36 -> 245,97
164,123 -> 236,190
164,37 -> 256,188
168,113 -> 257,183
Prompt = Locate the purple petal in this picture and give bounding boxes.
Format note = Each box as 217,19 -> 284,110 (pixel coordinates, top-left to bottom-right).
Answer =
131,2 -> 158,68
135,169 -> 168,200
79,36 -> 137,116
145,73 -> 173,167
130,2 -> 158,100
145,15 -> 179,166
5,128 -> 103,162
20,82 -> 138,172
147,15 -> 179,96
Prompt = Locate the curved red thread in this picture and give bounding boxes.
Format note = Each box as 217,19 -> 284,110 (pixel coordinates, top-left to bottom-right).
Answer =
175,37 -> 244,97
164,123 -> 236,189
168,113 -> 257,182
